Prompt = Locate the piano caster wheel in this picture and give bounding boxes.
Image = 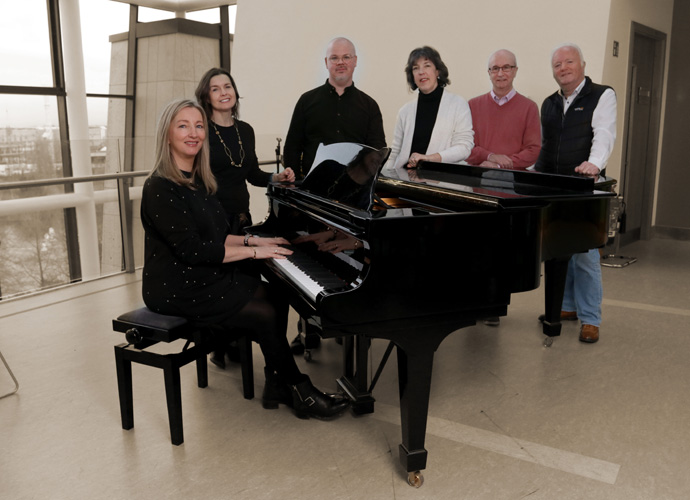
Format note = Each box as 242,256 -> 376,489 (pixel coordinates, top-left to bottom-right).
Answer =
543,336 -> 553,347
304,349 -> 312,362
407,471 -> 424,488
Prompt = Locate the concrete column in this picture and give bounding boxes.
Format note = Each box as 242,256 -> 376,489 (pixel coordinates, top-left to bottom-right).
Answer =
59,0 -> 101,279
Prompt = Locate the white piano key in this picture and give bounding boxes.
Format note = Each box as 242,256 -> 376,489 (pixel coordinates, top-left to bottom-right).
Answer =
271,257 -> 324,302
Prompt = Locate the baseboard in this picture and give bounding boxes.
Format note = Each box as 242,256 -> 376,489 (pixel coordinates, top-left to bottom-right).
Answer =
652,226 -> 690,241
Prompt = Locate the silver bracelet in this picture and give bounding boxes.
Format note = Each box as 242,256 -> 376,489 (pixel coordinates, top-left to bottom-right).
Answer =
244,234 -> 252,247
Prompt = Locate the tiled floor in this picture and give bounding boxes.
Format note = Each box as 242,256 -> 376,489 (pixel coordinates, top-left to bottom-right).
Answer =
1,238 -> 689,499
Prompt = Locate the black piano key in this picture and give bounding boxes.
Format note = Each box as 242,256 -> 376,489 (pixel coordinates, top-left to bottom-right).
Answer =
293,242 -> 361,284
284,245 -> 350,291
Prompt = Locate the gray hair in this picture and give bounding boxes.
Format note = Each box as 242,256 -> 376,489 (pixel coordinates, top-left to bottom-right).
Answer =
550,43 -> 585,66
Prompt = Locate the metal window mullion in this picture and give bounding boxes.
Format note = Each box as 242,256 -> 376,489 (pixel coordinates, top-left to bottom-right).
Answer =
220,5 -> 231,70
118,4 -> 139,273
117,176 -> 135,273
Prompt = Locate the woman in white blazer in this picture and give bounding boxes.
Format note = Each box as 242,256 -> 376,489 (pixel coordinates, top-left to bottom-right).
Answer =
384,46 -> 474,170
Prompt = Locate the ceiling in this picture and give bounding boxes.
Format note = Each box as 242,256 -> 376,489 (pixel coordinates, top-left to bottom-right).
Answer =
111,0 -> 236,14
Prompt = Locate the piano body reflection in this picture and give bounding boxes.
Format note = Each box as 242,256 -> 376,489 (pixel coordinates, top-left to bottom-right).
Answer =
250,143 -> 614,486
378,161 -> 616,344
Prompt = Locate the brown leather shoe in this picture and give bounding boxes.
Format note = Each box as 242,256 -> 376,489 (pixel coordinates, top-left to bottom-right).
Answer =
579,324 -> 599,343
561,311 -> 578,321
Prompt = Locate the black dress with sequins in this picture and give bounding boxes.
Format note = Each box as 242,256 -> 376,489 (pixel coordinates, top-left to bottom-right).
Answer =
141,174 -> 259,325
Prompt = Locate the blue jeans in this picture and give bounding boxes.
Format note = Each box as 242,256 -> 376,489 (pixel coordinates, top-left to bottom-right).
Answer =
561,249 -> 602,326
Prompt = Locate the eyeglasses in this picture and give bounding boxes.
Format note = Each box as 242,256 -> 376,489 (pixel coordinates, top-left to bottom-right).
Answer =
488,65 -> 516,74
328,54 -> 355,64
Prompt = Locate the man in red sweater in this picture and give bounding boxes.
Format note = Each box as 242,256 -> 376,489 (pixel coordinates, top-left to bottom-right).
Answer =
468,50 -> 541,326
466,49 -> 541,170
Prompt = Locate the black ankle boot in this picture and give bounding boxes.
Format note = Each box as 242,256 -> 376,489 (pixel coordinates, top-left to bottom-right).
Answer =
290,376 -> 349,419
262,367 -> 293,409
289,334 -> 305,355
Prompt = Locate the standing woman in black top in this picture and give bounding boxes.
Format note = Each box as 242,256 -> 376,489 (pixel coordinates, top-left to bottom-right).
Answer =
195,68 -> 295,367
195,67 -> 294,231
141,99 -> 348,419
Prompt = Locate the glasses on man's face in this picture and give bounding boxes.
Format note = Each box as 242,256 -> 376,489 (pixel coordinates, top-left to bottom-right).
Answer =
328,54 -> 354,64
488,65 -> 516,74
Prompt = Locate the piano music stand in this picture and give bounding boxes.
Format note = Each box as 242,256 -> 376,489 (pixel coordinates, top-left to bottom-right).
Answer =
0,347 -> 19,399
274,137 -> 284,174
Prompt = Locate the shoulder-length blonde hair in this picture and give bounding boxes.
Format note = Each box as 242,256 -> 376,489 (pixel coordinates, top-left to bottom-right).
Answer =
148,98 -> 217,194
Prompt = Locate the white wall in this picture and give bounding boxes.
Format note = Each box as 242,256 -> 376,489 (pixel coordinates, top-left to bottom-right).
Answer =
230,0 -> 674,215
233,0 -> 611,150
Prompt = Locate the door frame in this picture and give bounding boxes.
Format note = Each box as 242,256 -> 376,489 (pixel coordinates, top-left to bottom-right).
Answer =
620,22 -> 666,243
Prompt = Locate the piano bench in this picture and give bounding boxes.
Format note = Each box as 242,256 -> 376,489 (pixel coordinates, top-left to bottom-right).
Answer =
111,307 -> 254,445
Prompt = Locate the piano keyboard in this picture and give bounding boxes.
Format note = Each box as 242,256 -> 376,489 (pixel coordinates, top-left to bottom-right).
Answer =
270,244 -> 358,302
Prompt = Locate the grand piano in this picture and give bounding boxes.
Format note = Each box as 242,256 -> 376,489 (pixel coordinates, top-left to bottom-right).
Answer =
378,160 -> 617,345
249,142 -> 614,486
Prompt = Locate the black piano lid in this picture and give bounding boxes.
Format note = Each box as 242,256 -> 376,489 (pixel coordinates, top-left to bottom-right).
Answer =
299,143 -> 391,212
379,161 -> 616,208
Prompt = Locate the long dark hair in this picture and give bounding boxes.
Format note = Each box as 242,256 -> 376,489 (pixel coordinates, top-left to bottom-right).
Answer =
195,67 -> 241,120
404,46 -> 451,91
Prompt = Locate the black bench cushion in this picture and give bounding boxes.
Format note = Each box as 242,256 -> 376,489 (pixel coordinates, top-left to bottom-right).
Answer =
113,307 -> 193,343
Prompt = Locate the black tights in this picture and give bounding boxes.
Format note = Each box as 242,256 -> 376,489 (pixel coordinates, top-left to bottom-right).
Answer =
218,283 -> 303,385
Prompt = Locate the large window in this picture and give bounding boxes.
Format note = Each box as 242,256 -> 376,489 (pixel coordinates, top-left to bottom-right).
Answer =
0,211 -> 70,298
0,2 -> 53,87
0,96 -> 63,181
0,1 -> 130,300
0,1 -> 234,300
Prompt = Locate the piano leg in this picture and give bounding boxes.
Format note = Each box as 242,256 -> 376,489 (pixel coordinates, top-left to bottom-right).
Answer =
542,257 -> 570,344
396,344 -> 434,485
339,315 -> 476,485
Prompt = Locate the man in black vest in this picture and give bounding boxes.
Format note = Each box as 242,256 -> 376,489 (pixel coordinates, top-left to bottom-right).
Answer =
535,43 -> 617,343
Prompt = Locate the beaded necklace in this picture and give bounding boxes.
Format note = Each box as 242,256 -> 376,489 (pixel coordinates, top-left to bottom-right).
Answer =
211,121 -> 245,168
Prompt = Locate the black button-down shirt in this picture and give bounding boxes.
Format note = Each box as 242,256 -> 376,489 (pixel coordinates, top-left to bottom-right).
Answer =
283,80 -> 386,179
